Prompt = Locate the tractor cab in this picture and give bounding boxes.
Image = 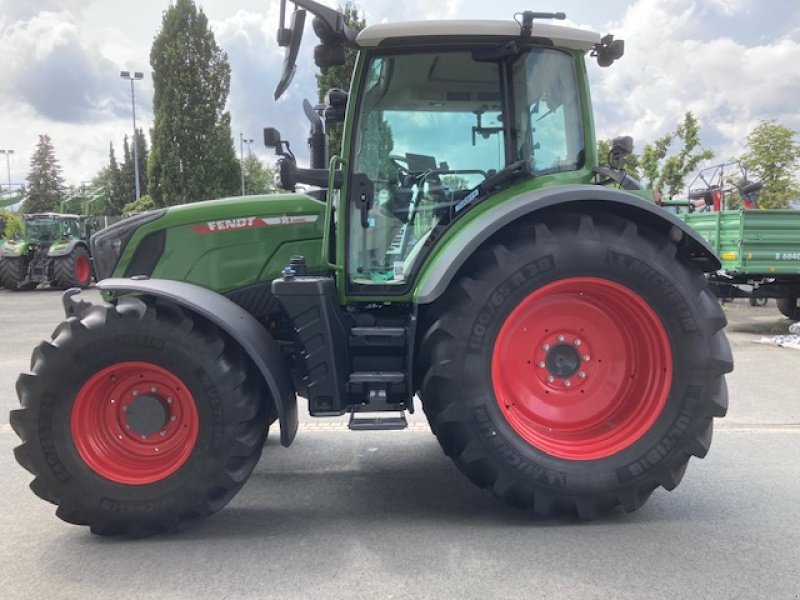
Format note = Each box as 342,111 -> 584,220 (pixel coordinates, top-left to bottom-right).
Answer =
267,1 -> 624,297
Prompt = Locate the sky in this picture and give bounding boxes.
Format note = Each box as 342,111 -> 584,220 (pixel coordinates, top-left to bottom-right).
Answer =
0,0 -> 799,191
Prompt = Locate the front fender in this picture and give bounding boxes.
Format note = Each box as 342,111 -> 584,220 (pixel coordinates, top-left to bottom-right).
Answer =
96,278 -> 298,446
1,241 -> 27,257
413,184 -> 720,304
48,239 -> 87,257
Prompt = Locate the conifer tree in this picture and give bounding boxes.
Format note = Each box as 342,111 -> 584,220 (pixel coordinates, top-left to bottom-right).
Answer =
149,0 -> 239,206
21,134 -> 66,213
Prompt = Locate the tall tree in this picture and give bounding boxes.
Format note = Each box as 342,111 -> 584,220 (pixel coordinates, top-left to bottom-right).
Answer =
22,134 -> 66,213
108,142 -> 126,213
740,120 -> 800,208
640,112 -> 715,198
149,0 -> 240,206
315,2 -> 366,158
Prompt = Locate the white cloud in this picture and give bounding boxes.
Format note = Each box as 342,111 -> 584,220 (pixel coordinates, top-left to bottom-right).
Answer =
591,0 -> 800,168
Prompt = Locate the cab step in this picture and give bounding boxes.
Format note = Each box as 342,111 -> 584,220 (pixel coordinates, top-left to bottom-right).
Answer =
348,412 -> 408,431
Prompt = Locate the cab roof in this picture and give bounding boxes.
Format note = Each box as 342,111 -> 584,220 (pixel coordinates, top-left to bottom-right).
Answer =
356,20 -> 601,53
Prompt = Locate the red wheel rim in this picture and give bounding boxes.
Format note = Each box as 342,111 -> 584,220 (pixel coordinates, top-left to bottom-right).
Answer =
71,361 -> 199,484
74,254 -> 91,284
491,277 -> 673,460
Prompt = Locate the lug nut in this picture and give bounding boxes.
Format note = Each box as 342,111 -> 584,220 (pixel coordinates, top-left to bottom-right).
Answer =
538,361 -> 545,368
542,343 -> 550,351
141,434 -> 147,440
150,386 -> 158,393
154,448 -> 160,453
575,339 -> 582,346
547,375 -> 555,383
159,430 -> 166,436
583,355 -> 591,361
557,335 -> 565,342
132,390 -> 139,397
167,397 -> 173,404
564,380 -> 572,387
170,415 -> 177,422
578,371 -> 587,379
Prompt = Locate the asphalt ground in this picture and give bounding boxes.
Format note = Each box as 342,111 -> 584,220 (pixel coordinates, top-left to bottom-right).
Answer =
0,288 -> 798,599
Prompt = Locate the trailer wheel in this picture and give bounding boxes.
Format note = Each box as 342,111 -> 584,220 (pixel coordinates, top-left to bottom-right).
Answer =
0,256 -> 27,291
776,297 -> 800,320
10,297 -> 268,536
54,246 -> 92,289
418,211 -> 731,518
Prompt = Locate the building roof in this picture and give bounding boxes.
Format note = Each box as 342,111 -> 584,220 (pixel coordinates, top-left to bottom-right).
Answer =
356,20 -> 601,53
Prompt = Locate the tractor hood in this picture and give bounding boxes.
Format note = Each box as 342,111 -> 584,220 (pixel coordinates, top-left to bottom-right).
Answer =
97,193 -> 327,294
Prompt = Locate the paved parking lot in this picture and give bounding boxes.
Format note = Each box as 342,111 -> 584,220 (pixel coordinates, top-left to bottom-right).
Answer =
0,288 -> 798,599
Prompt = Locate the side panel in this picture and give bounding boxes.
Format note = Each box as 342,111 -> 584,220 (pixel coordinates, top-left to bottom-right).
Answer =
96,278 -> 299,447
683,209 -> 800,276
413,184 -> 721,304
114,193 -> 327,293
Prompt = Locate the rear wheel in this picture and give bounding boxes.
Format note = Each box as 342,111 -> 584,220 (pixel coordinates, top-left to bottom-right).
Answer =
776,297 -> 800,320
54,246 -> 92,289
418,211 -> 731,518
0,256 -> 27,291
11,297 -> 269,536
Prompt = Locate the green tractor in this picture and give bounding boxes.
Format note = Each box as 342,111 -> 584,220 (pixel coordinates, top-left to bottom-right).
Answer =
0,212 -> 92,290
11,2 -> 731,536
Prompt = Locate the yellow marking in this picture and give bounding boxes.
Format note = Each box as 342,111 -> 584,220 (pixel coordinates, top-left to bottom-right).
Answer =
721,252 -> 737,261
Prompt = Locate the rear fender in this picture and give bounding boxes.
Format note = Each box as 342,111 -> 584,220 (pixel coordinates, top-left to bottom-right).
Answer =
414,184 -> 720,304
96,278 -> 298,446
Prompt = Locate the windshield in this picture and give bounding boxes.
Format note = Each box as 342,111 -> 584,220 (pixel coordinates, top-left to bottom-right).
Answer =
25,217 -> 79,242
348,47 -> 584,287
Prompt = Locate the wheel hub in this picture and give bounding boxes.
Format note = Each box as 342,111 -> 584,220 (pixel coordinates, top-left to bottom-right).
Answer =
124,394 -> 168,437
544,343 -> 581,378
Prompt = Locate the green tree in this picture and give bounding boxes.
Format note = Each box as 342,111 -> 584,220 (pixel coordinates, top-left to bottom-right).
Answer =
740,120 -> 800,208
315,2 -> 366,158
640,112 -> 715,198
0,210 -> 24,239
21,134 -> 66,213
149,0 -> 240,206
243,154 -> 276,195
108,142 -> 126,213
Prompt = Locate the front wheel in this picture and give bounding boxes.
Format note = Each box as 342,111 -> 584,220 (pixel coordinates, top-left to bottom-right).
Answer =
418,211 -> 732,518
11,297 -> 269,536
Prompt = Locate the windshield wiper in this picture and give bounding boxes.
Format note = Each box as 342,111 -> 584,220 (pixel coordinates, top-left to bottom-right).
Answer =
454,160 -> 531,214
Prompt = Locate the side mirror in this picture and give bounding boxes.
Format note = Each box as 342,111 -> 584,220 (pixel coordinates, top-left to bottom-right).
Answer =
593,34 -> 625,67
610,135 -> 633,170
324,88 -> 348,123
264,127 -> 282,150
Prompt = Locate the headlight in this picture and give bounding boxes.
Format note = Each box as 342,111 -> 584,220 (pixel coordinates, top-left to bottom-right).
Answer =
90,209 -> 167,281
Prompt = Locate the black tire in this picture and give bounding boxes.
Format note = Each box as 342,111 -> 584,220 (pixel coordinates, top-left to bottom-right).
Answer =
776,297 -> 800,320
748,297 -> 768,307
54,246 -> 91,289
0,256 -> 27,291
10,296 -> 269,536
418,211 -> 732,518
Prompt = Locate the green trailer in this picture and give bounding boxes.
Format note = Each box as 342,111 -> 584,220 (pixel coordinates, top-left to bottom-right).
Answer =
675,163 -> 800,319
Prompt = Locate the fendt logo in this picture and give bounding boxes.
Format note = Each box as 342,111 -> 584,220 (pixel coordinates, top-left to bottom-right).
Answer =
191,215 -> 318,234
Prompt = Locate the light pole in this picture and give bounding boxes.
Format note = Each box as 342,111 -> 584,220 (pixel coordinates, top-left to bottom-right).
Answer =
120,70 -> 144,200
0,149 -> 13,191
239,133 -> 253,196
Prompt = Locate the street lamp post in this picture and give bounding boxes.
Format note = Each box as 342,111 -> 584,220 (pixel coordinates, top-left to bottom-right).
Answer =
120,70 -> 144,200
239,133 -> 253,196
0,149 -> 13,191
